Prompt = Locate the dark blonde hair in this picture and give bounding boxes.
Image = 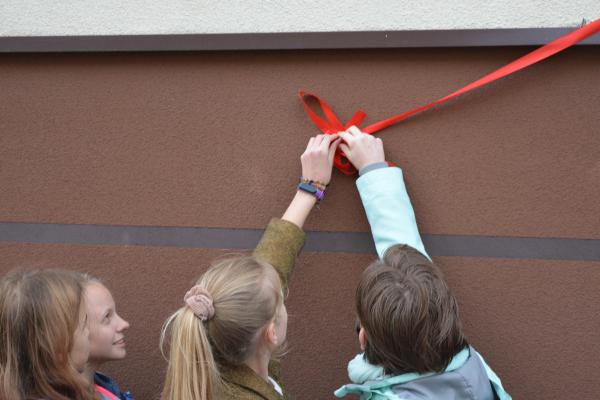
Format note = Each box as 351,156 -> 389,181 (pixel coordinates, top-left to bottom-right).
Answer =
160,256 -> 284,400
0,268 -> 95,400
356,244 -> 467,375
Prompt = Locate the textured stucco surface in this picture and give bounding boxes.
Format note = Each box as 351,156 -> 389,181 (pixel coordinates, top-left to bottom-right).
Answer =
1,47 -> 599,399
1,1 -> 600,36
1,243 -> 599,400
1,49 -> 599,238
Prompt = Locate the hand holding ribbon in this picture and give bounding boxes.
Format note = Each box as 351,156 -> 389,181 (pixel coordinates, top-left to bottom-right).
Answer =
339,127 -> 385,173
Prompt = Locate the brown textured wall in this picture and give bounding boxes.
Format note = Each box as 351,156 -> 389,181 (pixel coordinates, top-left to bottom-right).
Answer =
1,47 -> 600,400
1,49 -> 599,237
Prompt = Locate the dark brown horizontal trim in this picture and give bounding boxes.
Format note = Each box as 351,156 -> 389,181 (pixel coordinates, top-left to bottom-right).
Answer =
1,222 -> 599,261
0,27 -> 599,53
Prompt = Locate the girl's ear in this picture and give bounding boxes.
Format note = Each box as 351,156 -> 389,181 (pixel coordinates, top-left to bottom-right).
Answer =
359,327 -> 368,351
264,322 -> 279,347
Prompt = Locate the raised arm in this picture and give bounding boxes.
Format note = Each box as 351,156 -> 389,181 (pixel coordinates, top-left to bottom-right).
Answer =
253,134 -> 341,289
340,127 -> 430,260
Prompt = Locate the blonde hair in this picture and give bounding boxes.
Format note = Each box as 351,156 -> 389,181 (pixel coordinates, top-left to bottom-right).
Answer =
77,272 -> 103,285
160,256 -> 284,400
0,268 -> 96,400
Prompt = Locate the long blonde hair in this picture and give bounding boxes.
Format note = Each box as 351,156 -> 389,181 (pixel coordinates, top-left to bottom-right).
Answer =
0,268 -> 96,400
160,256 -> 284,400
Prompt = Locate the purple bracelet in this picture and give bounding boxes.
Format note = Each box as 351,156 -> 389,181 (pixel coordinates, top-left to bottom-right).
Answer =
297,182 -> 325,201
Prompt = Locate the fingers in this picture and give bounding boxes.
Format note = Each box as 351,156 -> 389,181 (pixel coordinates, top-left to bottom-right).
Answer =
305,135 -> 322,154
340,131 -> 355,145
340,126 -> 365,145
328,137 -> 342,164
303,133 -> 344,163
375,137 -> 384,154
309,133 -> 336,146
308,134 -> 340,153
301,134 -> 341,186
347,126 -> 363,137
302,129 -> 383,180
339,143 -> 350,155
323,133 -> 341,148
303,134 -> 341,160
313,134 -> 325,147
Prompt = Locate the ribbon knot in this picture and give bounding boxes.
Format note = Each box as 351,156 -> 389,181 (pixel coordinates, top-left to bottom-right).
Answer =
299,18 -> 600,176
298,91 -> 369,175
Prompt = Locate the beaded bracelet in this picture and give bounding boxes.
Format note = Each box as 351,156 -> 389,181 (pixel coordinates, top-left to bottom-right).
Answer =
300,177 -> 328,191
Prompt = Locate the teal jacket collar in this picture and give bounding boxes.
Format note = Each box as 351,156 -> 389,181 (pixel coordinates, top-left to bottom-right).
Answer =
335,347 -> 511,400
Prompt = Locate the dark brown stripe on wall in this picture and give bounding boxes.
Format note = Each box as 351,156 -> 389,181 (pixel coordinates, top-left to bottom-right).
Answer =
1,27 -> 599,53
0,222 -> 598,261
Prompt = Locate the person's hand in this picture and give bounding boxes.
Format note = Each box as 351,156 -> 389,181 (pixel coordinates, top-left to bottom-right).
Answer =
339,126 -> 385,172
300,134 -> 342,185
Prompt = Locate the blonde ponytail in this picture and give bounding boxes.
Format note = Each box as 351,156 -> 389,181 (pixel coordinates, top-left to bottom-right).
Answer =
160,256 -> 284,400
160,308 -> 220,400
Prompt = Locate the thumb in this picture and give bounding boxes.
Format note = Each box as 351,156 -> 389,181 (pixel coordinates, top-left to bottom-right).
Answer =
328,137 -> 342,165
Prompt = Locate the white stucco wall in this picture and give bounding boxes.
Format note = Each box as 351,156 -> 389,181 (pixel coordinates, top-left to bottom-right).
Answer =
1,0 -> 599,36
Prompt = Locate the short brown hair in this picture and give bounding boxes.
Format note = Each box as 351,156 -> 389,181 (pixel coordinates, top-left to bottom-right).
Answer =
356,244 -> 467,375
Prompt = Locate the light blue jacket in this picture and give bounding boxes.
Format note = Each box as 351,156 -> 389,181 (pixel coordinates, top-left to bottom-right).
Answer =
335,166 -> 511,400
355,166 -> 429,260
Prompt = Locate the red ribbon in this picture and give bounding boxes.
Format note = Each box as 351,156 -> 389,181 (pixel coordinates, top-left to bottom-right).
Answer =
300,18 -> 600,176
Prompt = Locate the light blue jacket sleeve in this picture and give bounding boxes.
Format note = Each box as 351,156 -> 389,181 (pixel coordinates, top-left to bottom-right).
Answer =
356,167 -> 430,260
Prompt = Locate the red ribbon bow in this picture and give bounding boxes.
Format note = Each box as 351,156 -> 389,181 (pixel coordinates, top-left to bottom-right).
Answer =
300,18 -> 600,176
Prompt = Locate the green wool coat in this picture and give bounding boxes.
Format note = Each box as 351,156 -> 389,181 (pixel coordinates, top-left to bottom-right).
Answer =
220,218 -> 305,400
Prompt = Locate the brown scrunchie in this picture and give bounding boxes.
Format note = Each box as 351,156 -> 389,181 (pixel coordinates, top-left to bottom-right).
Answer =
183,285 -> 215,321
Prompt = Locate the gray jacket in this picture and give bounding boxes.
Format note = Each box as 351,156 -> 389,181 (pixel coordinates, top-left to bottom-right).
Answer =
335,346 -> 510,400
390,346 -> 497,400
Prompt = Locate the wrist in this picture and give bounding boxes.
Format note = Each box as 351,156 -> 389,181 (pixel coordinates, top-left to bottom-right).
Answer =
295,188 -> 318,204
359,161 -> 389,176
282,186 -> 317,229
297,182 -> 325,202
356,158 -> 385,171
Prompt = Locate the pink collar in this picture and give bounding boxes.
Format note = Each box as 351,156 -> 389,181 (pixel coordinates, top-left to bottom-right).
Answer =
95,384 -> 119,400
